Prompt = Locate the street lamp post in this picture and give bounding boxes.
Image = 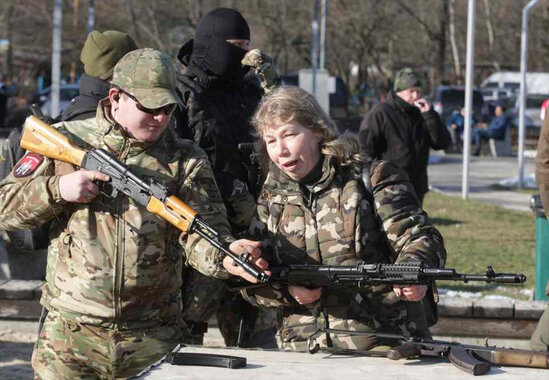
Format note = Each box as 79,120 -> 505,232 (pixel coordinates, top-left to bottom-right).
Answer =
462,0 -> 476,200
51,0 -> 62,118
518,0 -> 540,189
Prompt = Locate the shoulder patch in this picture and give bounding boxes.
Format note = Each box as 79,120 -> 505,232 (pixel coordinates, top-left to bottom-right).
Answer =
14,153 -> 44,177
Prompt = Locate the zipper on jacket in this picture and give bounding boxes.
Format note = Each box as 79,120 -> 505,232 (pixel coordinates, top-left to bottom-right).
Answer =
113,143 -> 129,319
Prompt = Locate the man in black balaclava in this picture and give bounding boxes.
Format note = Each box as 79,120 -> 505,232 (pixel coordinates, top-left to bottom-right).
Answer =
174,7 -> 280,348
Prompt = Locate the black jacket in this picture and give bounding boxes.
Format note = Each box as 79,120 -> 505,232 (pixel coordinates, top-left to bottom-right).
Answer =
359,91 -> 451,200
60,74 -> 110,121
174,40 -> 264,208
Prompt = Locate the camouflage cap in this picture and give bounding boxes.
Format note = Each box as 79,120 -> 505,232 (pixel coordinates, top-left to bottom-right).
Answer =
393,67 -> 423,92
111,48 -> 180,109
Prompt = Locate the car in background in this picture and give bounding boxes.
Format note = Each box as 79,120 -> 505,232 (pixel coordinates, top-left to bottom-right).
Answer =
481,87 -> 512,103
37,83 -> 80,117
507,94 -> 548,129
432,85 -> 484,125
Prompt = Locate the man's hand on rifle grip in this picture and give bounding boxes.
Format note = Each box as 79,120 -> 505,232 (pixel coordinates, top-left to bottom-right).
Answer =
59,170 -> 110,203
223,239 -> 270,283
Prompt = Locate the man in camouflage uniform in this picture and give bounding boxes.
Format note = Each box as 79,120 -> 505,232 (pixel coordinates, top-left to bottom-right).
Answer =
174,7 -> 280,347
0,48 -> 263,379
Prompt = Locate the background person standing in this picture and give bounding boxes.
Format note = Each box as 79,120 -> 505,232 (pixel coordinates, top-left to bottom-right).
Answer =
358,67 -> 450,205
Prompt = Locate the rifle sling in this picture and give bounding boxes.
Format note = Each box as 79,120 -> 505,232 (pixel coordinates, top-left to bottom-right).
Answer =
167,351 -> 247,369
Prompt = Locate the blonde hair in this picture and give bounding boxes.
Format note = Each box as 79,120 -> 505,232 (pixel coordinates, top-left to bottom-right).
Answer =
252,86 -> 360,166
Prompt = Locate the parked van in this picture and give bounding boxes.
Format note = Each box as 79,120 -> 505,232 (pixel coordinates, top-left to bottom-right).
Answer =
481,71 -> 549,95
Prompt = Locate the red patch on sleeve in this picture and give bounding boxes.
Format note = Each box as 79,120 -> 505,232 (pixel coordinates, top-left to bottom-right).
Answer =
14,153 -> 45,178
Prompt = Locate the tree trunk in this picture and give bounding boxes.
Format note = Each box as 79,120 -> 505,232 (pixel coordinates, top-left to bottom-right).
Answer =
483,0 -> 500,71
449,0 -> 461,83
4,3 -> 14,82
436,0 -> 449,85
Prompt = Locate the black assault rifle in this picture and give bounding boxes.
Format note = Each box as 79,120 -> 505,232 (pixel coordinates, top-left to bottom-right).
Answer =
306,328 -> 549,375
238,262 -> 526,290
20,115 -> 270,283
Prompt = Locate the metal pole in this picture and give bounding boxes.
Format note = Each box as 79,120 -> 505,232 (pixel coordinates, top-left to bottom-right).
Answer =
51,0 -> 62,118
319,0 -> 326,70
87,0 -> 95,33
518,0 -> 540,189
462,0 -> 476,200
312,0 -> 319,96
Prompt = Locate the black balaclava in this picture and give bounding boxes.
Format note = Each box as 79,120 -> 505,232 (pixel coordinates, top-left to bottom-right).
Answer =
191,8 -> 250,80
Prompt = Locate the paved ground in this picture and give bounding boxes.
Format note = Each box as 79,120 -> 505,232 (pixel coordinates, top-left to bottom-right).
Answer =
428,153 -> 536,212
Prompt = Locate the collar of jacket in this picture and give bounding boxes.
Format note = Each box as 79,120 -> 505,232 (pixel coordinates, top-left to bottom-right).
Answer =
262,155 -> 337,200
79,74 -> 110,99
95,98 -> 163,157
388,91 -> 420,115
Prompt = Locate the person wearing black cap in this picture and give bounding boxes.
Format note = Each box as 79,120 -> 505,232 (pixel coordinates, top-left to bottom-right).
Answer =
358,67 -> 450,205
173,7 -> 280,348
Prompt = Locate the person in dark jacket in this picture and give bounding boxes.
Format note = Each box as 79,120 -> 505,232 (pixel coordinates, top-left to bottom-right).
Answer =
471,103 -> 510,156
358,67 -> 451,205
61,30 -> 138,121
0,30 -> 137,277
174,7 -> 280,348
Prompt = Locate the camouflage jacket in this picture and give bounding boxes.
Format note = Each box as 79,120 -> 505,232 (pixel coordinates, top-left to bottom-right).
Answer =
0,100 -> 233,327
243,155 -> 446,349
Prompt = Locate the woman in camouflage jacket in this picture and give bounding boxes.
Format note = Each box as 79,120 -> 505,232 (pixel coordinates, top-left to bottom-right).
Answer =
240,86 -> 447,352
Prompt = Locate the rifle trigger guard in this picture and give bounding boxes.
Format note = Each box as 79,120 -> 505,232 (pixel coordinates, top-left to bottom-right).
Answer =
307,329 -> 323,354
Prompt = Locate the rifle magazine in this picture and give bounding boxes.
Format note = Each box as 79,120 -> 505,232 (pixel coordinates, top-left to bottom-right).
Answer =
448,347 -> 491,376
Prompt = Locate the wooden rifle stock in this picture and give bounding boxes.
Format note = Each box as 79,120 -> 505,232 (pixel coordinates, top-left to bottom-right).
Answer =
490,348 -> 549,369
21,115 -> 86,166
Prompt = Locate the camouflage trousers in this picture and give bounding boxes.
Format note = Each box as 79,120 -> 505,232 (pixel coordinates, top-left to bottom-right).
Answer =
181,267 -> 281,347
279,312 -> 397,352
530,304 -> 549,351
530,282 -> 549,352
279,301 -> 430,352
32,312 -> 184,380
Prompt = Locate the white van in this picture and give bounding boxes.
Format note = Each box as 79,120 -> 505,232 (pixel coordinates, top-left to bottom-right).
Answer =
481,71 -> 549,95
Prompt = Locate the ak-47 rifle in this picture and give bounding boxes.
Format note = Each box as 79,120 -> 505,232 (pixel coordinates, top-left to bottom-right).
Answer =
306,328 -> 549,375
20,115 -> 270,283
237,262 -> 526,290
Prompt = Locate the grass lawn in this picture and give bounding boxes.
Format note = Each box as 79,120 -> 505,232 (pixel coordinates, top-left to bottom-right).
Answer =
423,191 -> 536,300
